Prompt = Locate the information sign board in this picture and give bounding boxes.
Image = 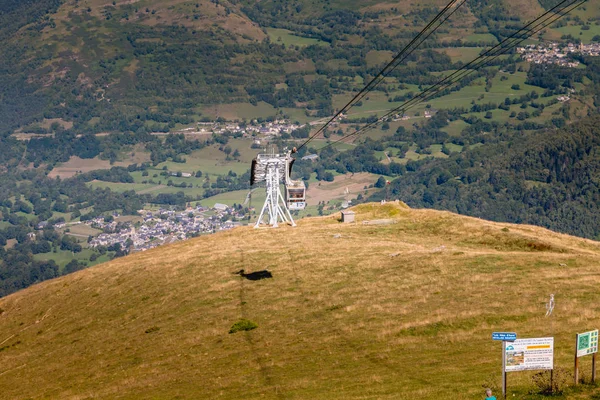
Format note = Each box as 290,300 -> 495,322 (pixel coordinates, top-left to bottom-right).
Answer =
493,332 -> 517,341
577,330 -> 599,358
505,337 -> 554,372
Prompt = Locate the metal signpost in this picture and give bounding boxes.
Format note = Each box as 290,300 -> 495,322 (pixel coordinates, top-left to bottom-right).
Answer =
574,329 -> 598,384
492,332 -> 517,399
495,336 -> 554,399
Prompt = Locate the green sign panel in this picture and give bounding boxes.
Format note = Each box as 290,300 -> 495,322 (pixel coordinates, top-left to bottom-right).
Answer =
577,329 -> 599,358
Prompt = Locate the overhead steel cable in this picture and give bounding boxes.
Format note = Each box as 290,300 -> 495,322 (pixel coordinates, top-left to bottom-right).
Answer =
297,0 -> 467,151
341,0 -> 469,115
295,0 -> 468,152
320,0 -> 585,150
392,0 -> 584,115
317,0 -> 586,151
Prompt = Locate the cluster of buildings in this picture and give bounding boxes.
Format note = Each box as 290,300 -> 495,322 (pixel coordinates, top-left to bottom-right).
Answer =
517,42 -> 600,67
88,204 -> 245,252
177,119 -> 304,138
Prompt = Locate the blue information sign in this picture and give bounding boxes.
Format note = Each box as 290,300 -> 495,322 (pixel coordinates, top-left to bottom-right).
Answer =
492,332 -> 517,341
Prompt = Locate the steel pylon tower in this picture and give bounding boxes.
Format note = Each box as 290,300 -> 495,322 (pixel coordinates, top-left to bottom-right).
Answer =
252,152 -> 296,228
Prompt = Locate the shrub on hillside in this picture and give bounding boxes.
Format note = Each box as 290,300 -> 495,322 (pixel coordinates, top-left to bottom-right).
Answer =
229,319 -> 258,334
531,367 -> 572,395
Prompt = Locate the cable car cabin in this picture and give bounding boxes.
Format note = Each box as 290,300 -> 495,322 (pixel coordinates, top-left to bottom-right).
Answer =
285,180 -> 306,210
250,150 -> 306,213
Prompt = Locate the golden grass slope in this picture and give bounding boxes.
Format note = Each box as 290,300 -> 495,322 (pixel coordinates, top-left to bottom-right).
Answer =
1,203 -> 600,399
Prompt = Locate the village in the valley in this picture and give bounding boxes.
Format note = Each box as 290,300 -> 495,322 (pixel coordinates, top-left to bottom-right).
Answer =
173,119 -> 304,139
55,203 -> 247,253
517,41 -> 600,67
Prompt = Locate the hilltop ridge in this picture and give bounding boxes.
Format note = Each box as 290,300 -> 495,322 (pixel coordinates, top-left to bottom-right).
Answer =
1,202 -> 600,399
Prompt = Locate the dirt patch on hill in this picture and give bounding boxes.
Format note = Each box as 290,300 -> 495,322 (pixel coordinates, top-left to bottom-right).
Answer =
222,13 -> 266,41
48,145 -> 150,179
306,172 -> 379,205
119,144 -> 152,164
135,1 -> 265,41
12,133 -> 55,141
284,59 -> 316,74
137,185 -> 166,194
48,157 -> 114,179
360,0 -> 448,12
506,0 -> 544,20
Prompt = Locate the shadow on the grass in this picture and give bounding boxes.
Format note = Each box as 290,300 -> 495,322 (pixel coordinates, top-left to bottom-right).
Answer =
234,269 -> 273,281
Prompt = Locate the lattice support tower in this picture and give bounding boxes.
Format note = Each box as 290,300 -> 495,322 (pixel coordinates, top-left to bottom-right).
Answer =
252,153 -> 296,228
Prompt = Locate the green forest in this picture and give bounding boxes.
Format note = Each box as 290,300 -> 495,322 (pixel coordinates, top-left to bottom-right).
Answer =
370,116 -> 600,239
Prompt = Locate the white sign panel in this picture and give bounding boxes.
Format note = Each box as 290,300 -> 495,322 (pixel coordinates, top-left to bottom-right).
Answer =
577,329 -> 599,358
505,337 -> 554,372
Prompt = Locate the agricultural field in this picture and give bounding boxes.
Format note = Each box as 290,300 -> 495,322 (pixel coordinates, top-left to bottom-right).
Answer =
305,172 -> 380,206
156,146 -> 251,177
464,33 -> 498,43
365,50 -> 394,68
33,248 -> 112,271
330,63 -> 562,130
61,223 -> 102,238
202,189 -> 263,208
199,102 -> 279,121
439,46 -> 487,63
48,157 -> 115,179
266,28 -> 329,47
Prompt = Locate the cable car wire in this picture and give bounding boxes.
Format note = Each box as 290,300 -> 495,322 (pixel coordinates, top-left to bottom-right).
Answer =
295,0 -> 469,152
392,0 -> 584,116
315,0 -> 586,151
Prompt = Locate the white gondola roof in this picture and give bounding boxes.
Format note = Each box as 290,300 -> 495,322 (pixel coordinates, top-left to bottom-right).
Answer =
287,180 -> 305,188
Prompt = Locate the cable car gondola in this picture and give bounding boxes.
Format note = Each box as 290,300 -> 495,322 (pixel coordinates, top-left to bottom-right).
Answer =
285,179 -> 306,211
284,155 -> 306,211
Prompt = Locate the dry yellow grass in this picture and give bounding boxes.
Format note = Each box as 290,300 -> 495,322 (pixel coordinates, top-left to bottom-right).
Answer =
1,203 -> 600,399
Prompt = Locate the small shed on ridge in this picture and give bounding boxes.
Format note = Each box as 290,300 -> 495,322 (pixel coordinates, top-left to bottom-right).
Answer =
341,210 -> 355,223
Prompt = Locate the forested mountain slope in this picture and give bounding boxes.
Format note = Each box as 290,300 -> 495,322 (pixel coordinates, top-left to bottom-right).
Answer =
0,0 -> 584,135
380,115 -> 600,239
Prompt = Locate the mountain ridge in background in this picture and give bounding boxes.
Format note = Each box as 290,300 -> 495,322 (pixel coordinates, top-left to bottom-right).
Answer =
0,0 -> 579,135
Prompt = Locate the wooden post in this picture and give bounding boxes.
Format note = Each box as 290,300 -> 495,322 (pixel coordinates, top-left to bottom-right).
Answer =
574,333 -> 580,385
550,369 -> 554,393
593,352 -> 597,383
502,341 -> 507,400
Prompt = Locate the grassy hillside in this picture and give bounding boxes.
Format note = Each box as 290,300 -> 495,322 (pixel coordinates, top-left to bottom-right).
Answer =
1,202 -> 600,399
